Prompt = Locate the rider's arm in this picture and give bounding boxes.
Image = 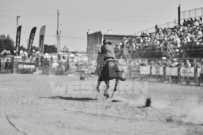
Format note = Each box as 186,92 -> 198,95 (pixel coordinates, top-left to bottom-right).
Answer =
101,45 -> 105,54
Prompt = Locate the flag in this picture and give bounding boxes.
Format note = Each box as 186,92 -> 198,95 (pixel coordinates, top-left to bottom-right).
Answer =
39,25 -> 46,54
27,27 -> 37,54
16,25 -> 22,55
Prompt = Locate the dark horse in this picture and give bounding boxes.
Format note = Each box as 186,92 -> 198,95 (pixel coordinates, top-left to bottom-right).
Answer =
96,49 -> 129,98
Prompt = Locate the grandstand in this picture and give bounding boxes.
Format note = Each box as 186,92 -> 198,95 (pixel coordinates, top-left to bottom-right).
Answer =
87,6 -> 203,60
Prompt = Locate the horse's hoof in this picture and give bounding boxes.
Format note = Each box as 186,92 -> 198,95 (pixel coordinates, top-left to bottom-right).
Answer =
104,94 -> 109,99
104,91 -> 109,98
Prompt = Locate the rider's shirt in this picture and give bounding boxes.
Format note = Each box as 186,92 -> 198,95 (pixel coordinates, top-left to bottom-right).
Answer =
101,43 -> 116,59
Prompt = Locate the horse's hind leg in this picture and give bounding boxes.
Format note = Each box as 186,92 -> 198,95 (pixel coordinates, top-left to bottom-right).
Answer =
104,81 -> 110,98
111,79 -> 119,98
96,76 -> 102,93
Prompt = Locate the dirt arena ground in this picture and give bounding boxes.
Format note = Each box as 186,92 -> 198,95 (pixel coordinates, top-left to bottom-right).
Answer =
0,74 -> 203,135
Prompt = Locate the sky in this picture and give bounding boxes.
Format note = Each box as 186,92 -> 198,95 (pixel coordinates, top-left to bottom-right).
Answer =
0,0 -> 203,51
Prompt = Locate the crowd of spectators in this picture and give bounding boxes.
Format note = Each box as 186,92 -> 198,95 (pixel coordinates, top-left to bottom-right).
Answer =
118,17 -> 203,54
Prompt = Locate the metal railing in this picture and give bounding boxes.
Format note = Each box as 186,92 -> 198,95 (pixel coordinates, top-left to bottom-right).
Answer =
132,7 -> 203,35
181,7 -> 203,20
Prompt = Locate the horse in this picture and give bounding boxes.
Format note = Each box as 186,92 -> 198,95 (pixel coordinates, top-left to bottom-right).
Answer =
96,47 -> 130,98
96,44 -> 152,106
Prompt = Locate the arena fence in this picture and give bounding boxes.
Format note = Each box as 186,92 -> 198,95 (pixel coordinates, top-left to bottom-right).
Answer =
128,58 -> 203,86
0,55 -> 14,73
1,56 -> 203,86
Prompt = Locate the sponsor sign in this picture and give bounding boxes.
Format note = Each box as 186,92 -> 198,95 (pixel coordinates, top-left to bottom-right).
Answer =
140,66 -> 150,75
166,67 -> 178,76
151,66 -> 164,75
180,67 -> 194,77
16,62 -> 36,73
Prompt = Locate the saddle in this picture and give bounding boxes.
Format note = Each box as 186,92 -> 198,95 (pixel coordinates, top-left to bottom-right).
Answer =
95,58 -> 120,76
103,58 -> 118,66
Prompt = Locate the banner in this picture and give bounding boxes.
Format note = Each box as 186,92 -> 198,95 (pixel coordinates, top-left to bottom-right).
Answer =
27,27 -> 37,54
166,67 -> 178,76
17,62 -> 36,73
140,66 -> 150,75
151,66 -> 157,75
180,67 -> 194,77
170,68 -> 178,76
159,67 -> 164,75
39,25 -> 46,53
16,25 -> 22,55
130,66 -> 140,77
151,66 -> 164,75
197,68 -> 201,77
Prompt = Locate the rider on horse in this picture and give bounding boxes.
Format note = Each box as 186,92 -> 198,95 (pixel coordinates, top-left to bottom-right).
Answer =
96,39 -> 116,76
96,39 -> 116,93
101,40 -> 116,61
96,39 -> 129,97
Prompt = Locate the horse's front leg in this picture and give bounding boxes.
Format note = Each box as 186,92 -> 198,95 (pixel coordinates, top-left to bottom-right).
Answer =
104,81 -> 110,98
111,79 -> 119,98
96,76 -> 102,93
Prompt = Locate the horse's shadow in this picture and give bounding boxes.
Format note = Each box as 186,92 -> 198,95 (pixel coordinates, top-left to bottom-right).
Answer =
41,96 -> 97,102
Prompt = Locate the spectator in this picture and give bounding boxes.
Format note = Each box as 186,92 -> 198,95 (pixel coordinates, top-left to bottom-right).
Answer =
186,60 -> 191,68
116,16 -> 203,57
121,37 -> 129,49
170,58 -> 179,67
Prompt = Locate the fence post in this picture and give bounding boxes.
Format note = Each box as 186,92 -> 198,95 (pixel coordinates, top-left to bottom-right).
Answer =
202,8 -> 203,16
194,58 -> 198,85
0,58 -> 1,72
11,56 -> 14,73
195,9 -> 197,17
183,11 -> 185,20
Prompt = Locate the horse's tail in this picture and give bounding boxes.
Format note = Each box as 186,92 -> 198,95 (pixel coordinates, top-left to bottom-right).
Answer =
115,64 -> 126,81
119,74 -> 126,81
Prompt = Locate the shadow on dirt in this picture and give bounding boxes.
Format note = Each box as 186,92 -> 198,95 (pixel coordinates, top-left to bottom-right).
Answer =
111,100 -> 122,102
40,96 -> 97,102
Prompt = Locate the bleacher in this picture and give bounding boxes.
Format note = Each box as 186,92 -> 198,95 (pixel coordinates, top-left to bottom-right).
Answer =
123,6 -> 203,59
126,15 -> 203,59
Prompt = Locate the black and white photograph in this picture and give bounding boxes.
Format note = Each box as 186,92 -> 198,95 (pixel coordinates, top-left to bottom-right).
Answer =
0,0 -> 203,134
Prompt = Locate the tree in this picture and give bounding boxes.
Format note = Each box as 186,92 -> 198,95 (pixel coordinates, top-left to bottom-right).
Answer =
31,46 -> 39,52
44,44 -> 57,53
19,45 -> 26,52
0,35 -> 15,54
62,46 -> 69,53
